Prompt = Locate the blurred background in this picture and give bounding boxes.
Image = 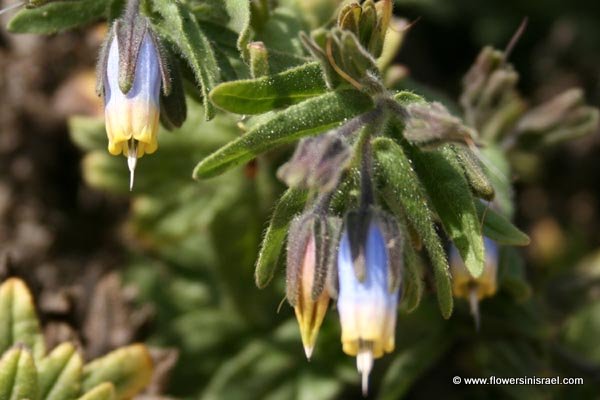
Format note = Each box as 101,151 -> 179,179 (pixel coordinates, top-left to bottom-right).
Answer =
0,0 -> 599,398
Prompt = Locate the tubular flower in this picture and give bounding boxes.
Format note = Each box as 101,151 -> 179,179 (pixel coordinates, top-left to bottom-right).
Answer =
450,237 -> 499,329
336,209 -> 402,394
104,30 -> 161,160
97,1 -> 186,190
286,214 -> 340,359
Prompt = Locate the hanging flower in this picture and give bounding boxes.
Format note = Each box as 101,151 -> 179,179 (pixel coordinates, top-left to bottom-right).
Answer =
336,209 -> 402,394
450,237 -> 499,329
286,213 -> 340,359
97,0 -> 186,189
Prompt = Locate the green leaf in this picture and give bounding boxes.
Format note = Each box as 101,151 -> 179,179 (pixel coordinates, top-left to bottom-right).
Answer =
8,0 -> 109,34
0,347 -> 38,400
255,189 -> 307,289
224,0 -> 252,61
150,0 -> 220,120
410,144 -> 485,278
78,383 -> 116,400
193,89 -> 373,179
0,278 -> 45,360
210,62 -> 327,114
401,240 -> 424,313
475,202 -> 530,246
373,137 -> 453,318
82,344 -> 153,400
38,343 -> 83,400
452,144 -> 495,201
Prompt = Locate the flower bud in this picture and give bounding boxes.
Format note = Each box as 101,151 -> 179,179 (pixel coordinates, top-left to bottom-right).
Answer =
515,88 -> 600,147
404,102 -> 477,148
450,237 -> 498,330
277,131 -> 352,193
336,208 -> 402,395
286,213 -> 340,359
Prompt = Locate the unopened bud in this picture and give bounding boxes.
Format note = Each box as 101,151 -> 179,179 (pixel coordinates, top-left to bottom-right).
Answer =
515,88 -> 600,146
277,131 -> 352,193
286,213 -> 341,359
404,102 -> 476,148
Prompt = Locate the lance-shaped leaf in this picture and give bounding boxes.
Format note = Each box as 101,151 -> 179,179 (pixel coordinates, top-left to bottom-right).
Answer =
475,202 -> 530,246
0,347 -> 38,400
150,0 -> 220,119
0,278 -> 45,359
373,137 -> 453,318
452,144 -> 495,201
38,343 -> 83,400
8,0 -> 109,34
210,62 -> 327,114
82,344 -> 153,400
255,189 -> 307,288
409,144 -> 486,278
78,383 -> 116,400
401,238 -> 424,313
224,0 -> 251,61
193,89 -> 373,179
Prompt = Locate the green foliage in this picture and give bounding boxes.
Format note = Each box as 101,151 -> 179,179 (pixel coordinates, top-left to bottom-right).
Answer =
148,0 -> 221,120
373,136 -> 453,318
8,0 -> 110,34
7,0 -> 600,398
0,278 -> 45,360
193,89 -> 373,179
210,62 -> 327,114
0,278 -> 153,400
255,188 -> 307,289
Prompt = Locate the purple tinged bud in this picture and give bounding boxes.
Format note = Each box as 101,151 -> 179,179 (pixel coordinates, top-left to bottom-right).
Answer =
286,213 -> 341,359
277,131 -> 352,193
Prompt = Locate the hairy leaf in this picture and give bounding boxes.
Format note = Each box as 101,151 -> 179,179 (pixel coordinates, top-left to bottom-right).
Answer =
151,0 -> 220,119
193,89 -> 373,179
8,0 -> 109,34
410,145 -> 485,278
476,202 -> 530,246
373,137 -> 453,318
255,189 -> 307,288
210,62 -> 327,114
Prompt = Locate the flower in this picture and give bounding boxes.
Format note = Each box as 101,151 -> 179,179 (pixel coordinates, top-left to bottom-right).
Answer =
450,237 -> 499,329
336,210 -> 401,394
103,28 -> 161,189
286,214 -> 339,359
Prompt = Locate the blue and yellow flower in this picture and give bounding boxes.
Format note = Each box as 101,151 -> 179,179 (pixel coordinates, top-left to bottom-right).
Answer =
336,210 -> 402,394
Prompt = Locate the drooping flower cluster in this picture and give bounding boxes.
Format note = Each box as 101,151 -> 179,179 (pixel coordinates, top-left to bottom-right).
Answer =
281,107 -> 403,393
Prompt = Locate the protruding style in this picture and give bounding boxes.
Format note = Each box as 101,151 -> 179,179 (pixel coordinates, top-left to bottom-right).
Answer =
450,237 -> 499,330
97,0 -> 185,189
336,209 -> 402,394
